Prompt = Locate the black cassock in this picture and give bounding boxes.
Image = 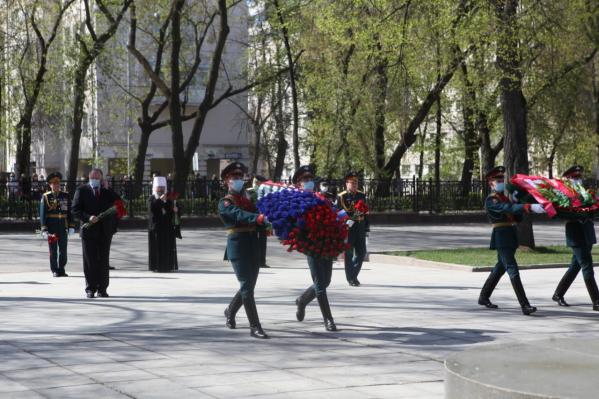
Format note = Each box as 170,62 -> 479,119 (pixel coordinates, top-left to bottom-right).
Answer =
148,196 -> 179,272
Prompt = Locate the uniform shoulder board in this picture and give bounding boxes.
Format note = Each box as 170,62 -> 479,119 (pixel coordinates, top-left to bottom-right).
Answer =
43,191 -> 52,196
338,191 -> 347,197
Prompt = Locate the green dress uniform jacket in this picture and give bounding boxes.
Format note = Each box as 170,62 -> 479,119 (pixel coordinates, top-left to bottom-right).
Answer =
485,192 -> 526,250
40,191 -> 75,234
565,219 -> 596,248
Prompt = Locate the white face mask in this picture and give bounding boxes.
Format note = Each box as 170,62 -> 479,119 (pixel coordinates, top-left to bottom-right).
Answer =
494,182 -> 505,192
89,179 -> 101,189
571,179 -> 583,186
320,185 -> 328,193
302,181 -> 315,192
230,179 -> 244,192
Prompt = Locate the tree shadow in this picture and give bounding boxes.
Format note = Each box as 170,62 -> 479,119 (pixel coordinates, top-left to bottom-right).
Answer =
0,281 -> 50,285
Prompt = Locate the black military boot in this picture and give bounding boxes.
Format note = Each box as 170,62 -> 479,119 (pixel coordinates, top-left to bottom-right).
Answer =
224,291 -> 242,329
583,278 -> 599,311
316,292 -> 337,331
552,269 -> 578,307
478,272 -> 502,309
296,287 -> 316,322
243,296 -> 269,339
510,276 -> 537,315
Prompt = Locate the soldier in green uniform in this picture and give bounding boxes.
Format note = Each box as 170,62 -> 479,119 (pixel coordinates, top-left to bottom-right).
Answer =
552,165 -> 599,310
247,175 -> 270,268
293,165 -> 337,331
338,171 -> 369,286
478,166 -> 545,315
219,162 -> 270,339
39,172 -> 75,277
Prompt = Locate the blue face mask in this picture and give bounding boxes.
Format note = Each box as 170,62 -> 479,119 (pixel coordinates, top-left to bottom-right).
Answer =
230,179 -> 244,192
302,181 -> 315,192
89,179 -> 101,189
494,182 -> 505,192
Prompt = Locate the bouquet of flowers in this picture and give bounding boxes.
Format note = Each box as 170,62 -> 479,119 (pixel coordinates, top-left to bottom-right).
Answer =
510,174 -> 599,219
81,199 -> 128,230
47,234 -> 59,244
257,184 -> 349,260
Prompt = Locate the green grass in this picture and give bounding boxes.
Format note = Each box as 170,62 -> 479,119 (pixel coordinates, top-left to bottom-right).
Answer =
386,246 -> 599,267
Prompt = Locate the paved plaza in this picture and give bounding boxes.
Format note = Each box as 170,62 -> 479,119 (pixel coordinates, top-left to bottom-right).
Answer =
1,224 -> 598,398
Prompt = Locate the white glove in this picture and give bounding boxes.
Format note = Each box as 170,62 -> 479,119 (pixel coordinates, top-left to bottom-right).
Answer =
346,220 -> 355,227
530,204 -> 545,214
41,231 -> 49,240
511,190 -> 519,203
68,228 -> 75,236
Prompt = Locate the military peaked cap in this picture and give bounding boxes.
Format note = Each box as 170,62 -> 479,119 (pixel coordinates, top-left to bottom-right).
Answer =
221,162 -> 247,180
292,165 -> 315,184
562,165 -> 583,178
485,166 -> 505,181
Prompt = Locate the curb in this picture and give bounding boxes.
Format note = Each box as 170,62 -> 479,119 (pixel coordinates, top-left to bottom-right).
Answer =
368,254 -> 591,272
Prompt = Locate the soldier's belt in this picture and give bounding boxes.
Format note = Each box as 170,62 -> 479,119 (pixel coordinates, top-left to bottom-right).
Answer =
227,226 -> 257,234
352,216 -> 365,222
47,214 -> 67,219
492,222 -> 516,228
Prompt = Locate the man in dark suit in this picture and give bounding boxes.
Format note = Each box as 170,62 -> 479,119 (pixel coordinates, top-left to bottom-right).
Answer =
72,168 -> 119,298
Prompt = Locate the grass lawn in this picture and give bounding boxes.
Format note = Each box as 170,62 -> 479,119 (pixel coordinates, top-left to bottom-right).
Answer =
386,246 -> 599,267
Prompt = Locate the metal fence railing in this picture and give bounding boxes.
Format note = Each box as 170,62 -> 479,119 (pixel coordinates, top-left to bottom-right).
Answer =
0,177 -> 497,220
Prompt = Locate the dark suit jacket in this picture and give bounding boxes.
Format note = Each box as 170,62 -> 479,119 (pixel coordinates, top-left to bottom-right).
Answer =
566,220 -> 597,248
72,184 -> 120,240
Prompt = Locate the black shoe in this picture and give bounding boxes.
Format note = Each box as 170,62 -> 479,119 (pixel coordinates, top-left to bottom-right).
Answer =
353,278 -> 361,286
316,292 -> 337,332
479,271 -> 503,309
510,276 -> 537,315
58,271 -> 68,277
243,295 -> 269,339
260,264 -> 270,268
86,291 -> 95,298
225,291 -> 242,329
250,325 -> 269,339
108,266 -> 116,270
552,294 -> 570,307
583,278 -> 599,311
97,292 -> 109,298
296,287 -> 316,322
478,297 -> 498,309
52,272 -> 59,277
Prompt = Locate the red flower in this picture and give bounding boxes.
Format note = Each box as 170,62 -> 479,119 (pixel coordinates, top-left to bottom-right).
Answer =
354,199 -> 369,214
47,234 -> 59,245
115,199 -> 128,219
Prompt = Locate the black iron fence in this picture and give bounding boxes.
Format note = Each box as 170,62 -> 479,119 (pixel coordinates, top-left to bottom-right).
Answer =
0,177 -> 497,220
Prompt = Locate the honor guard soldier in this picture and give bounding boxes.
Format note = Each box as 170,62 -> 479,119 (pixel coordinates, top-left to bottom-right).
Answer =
338,171 -> 369,286
39,172 -> 75,277
478,166 -> 545,315
293,165 -> 337,331
247,175 -> 270,268
219,162 -> 270,339
552,165 -> 599,310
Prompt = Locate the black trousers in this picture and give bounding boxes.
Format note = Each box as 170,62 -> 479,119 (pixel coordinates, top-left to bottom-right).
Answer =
82,234 -> 112,293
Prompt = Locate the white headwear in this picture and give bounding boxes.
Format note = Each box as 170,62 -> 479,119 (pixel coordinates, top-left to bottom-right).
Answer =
152,176 -> 167,198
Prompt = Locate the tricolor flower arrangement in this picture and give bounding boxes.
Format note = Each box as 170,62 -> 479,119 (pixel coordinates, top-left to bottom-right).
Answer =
510,174 -> 599,219
257,184 -> 349,259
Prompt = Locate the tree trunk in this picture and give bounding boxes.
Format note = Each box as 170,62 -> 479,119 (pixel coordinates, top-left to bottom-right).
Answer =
66,64 -> 90,194
373,53 -> 388,181
273,78 -> 288,181
493,0 -> 534,248
273,0 -> 300,170
460,63 -> 478,196
133,123 -> 152,196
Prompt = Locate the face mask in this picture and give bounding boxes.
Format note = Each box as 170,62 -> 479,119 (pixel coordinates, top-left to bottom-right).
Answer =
302,181 -> 315,192
89,179 -> 101,189
320,185 -> 328,193
230,179 -> 244,192
494,182 -> 505,192
571,179 -> 583,186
